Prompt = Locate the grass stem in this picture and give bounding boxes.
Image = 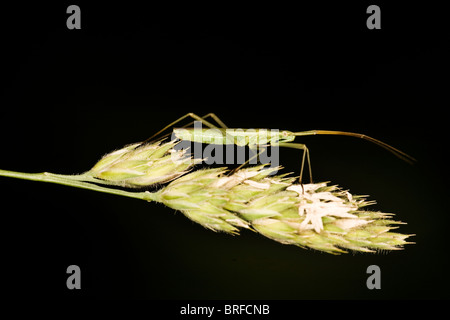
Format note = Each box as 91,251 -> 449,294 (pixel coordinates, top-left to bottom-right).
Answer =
0,169 -> 157,202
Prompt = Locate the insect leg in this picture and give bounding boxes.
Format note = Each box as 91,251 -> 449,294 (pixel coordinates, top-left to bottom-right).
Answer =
202,113 -> 228,129
143,113 -> 220,143
229,145 -> 266,175
278,142 -> 313,184
176,113 -> 229,131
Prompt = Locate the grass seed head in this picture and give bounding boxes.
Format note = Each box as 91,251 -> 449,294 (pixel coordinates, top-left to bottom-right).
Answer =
89,140 -> 200,188
157,168 -> 251,233
157,165 -> 413,254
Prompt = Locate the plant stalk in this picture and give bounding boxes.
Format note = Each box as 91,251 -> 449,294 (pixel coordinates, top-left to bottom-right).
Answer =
0,169 -> 158,202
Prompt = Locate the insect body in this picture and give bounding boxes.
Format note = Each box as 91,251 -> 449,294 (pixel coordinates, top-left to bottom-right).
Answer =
145,113 -> 415,184
173,128 -> 296,147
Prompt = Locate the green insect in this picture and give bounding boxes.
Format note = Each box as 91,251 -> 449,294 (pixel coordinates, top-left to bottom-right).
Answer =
144,113 -> 415,183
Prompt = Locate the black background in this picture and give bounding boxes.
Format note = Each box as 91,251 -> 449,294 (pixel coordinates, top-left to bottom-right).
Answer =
1,1 -> 448,306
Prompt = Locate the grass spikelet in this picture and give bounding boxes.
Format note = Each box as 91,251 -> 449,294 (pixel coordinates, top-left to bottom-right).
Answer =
155,165 -> 413,254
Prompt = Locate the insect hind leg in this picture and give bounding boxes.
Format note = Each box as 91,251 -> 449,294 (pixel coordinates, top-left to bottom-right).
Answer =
143,112 -> 225,144
201,113 -> 228,129
179,113 -> 229,131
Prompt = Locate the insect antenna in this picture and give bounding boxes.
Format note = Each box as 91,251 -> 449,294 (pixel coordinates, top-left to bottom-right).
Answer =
294,130 -> 416,165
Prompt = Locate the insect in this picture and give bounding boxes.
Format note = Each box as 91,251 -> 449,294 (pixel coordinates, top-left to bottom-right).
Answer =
144,113 -> 415,183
